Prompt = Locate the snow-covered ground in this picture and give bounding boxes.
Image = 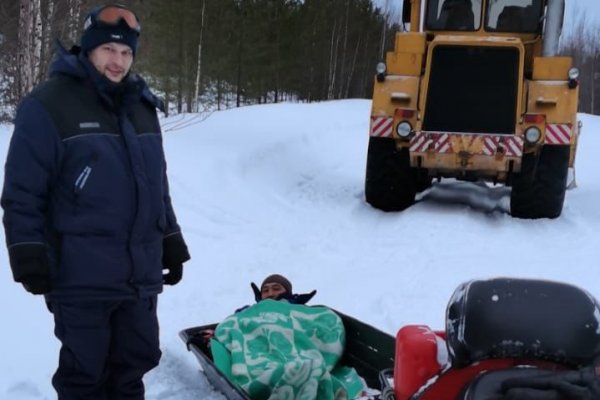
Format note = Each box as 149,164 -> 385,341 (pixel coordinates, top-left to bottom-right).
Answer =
0,100 -> 598,399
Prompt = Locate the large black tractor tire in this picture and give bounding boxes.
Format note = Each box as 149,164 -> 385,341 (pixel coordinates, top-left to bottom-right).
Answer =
365,137 -> 422,211
415,167 -> 433,193
510,145 -> 570,219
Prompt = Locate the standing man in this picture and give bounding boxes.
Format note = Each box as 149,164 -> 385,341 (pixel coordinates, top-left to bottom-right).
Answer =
1,4 -> 190,399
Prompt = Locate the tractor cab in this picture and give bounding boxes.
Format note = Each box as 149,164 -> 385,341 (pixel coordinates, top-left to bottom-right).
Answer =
422,0 -> 546,34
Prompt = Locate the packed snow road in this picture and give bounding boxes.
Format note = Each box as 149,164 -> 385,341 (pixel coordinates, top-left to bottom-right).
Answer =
1,100 -> 598,399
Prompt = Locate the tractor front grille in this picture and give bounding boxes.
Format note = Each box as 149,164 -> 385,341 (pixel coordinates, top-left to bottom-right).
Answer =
422,45 -> 520,134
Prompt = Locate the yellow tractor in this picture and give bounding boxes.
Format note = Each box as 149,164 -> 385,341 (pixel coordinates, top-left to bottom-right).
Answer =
365,0 -> 579,218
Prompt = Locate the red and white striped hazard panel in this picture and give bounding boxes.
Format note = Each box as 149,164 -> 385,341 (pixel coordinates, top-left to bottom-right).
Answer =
545,124 -> 572,145
481,136 -> 524,157
410,132 -> 524,157
370,116 -> 393,137
410,132 -> 451,153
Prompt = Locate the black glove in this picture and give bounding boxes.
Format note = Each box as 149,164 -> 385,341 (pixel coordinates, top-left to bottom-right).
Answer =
8,243 -> 52,295
163,264 -> 183,285
251,282 -> 262,302
287,290 -> 317,305
162,232 -> 191,268
501,366 -> 600,400
162,233 -> 189,286
21,273 -> 52,295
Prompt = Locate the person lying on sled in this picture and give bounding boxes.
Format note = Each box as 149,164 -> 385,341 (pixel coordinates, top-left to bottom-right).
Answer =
205,273 -> 369,400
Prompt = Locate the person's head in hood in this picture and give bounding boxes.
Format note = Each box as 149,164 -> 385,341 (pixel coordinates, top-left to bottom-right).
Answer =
250,274 -> 316,306
80,4 -> 140,83
260,274 -> 292,300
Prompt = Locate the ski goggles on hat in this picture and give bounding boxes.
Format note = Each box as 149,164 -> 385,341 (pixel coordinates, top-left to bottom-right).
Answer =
84,4 -> 141,33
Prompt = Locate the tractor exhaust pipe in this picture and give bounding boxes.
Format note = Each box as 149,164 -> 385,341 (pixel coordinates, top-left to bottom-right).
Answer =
543,0 -> 565,56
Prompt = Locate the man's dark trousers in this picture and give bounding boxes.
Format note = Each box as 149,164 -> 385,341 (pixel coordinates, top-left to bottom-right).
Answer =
49,296 -> 161,400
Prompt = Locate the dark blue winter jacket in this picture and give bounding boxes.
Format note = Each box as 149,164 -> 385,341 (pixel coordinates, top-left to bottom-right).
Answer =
1,43 -> 190,300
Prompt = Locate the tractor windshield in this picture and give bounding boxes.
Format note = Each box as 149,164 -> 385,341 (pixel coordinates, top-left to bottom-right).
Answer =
425,0 -> 482,31
425,0 -> 545,33
485,0 -> 544,32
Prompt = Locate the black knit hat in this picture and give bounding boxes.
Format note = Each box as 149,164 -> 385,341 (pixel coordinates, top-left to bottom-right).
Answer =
261,274 -> 292,295
80,4 -> 140,56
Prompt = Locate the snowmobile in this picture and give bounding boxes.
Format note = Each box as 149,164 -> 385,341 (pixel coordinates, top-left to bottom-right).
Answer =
180,278 -> 600,399
385,278 -> 600,399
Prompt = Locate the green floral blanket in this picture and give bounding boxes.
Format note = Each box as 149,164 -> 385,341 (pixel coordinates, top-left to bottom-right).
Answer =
211,300 -> 366,400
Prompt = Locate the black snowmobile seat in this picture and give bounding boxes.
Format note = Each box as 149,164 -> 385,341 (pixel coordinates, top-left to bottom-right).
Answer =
446,278 -> 600,369
455,367 -> 563,400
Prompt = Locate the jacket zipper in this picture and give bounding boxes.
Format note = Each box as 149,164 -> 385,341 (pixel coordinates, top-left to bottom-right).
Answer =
74,166 -> 92,193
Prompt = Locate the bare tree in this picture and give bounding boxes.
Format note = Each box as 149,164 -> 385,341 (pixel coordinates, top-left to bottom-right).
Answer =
337,0 -> 350,99
379,0 -> 390,60
344,35 -> 361,98
17,0 -> 34,101
68,0 -> 82,45
33,0 -> 42,82
327,18 -> 339,100
193,0 -> 206,113
40,0 -> 57,79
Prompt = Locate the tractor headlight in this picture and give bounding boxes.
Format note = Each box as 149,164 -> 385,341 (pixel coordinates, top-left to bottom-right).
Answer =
396,121 -> 412,138
524,126 -> 541,144
568,68 -> 580,80
568,67 -> 580,89
376,62 -> 387,82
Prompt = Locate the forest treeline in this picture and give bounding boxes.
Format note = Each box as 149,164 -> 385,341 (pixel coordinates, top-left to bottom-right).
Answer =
0,1 -> 598,120
0,0 -> 397,119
